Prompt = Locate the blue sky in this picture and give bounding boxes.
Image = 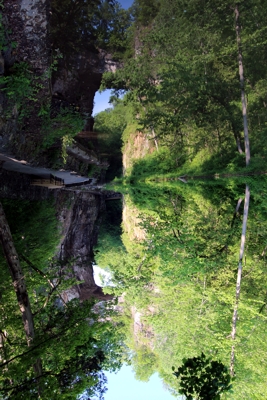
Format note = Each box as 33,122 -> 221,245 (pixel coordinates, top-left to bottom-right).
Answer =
118,0 -> 134,9
103,365 -> 179,400
93,90 -> 113,116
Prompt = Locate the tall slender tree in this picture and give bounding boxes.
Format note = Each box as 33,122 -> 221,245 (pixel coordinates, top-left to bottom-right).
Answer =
230,185 -> 250,376
234,4 -> 250,166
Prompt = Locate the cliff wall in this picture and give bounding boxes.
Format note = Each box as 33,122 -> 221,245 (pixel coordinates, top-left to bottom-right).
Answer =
1,0 -> 120,162
0,0 -> 120,301
58,190 -> 113,301
0,167 -> 112,301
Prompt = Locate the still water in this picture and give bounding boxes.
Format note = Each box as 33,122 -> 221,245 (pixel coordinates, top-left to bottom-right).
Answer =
97,176 -> 267,399
0,176 -> 266,399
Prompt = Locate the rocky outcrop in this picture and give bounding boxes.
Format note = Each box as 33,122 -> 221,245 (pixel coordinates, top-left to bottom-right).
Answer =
123,130 -> 156,174
3,0 -> 50,72
0,0 -> 118,302
1,0 -> 121,161
52,50 -> 121,130
57,190 -> 113,302
1,0 -> 51,159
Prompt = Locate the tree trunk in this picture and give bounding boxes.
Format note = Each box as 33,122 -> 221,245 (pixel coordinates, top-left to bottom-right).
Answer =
0,202 -> 35,345
0,202 -> 44,392
235,4 -> 250,166
233,129 -> 243,155
151,128 -> 159,151
230,185 -> 250,376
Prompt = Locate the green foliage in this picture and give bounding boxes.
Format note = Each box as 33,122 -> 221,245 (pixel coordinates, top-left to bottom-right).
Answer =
0,200 -> 125,399
94,99 -> 127,179
130,0 -> 160,27
42,108 -> 84,163
129,147 -> 178,180
0,62 -> 44,120
132,345 -> 158,382
103,178 -> 267,399
101,0 -> 267,176
51,0 -> 132,59
0,299 -> 122,399
1,199 -> 59,269
173,353 -> 232,399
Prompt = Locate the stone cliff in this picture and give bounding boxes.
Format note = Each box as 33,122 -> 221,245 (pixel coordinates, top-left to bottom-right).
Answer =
0,0 -> 122,301
1,0 -> 120,167
57,189 -> 113,302
0,167 -> 112,301
52,49 -> 119,131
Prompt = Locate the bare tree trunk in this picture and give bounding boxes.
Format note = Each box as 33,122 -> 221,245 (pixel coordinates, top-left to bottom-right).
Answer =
0,330 -> 7,364
235,4 -> 250,166
230,185 -> 250,376
233,130 -> 243,155
151,128 -> 159,151
0,202 -> 35,345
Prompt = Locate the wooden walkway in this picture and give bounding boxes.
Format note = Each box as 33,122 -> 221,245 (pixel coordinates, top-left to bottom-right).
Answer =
0,153 -> 90,188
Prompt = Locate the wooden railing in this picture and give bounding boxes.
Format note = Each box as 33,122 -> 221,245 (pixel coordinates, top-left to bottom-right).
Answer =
30,174 -> 65,187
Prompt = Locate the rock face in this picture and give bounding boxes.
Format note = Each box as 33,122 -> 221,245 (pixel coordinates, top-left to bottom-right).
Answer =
3,0 -> 50,72
52,50 -> 121,131
1,0 -> 51,159
1,0 -> 121,159
123,131 -> 156,174
20,0 -> 49,61
0,0 -> 118,302
57,190 -> 113,302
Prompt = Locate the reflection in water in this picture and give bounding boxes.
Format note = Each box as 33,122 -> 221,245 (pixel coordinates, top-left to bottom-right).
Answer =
0,191 -> 120,399
96,177 -> 267,398
1,175 -> 267,398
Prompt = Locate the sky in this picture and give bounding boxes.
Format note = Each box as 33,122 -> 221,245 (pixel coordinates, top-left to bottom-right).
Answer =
92,2 -> 178,399
118,0 -> 134,10
93,90 -> 113,116
103,365 -> 178,400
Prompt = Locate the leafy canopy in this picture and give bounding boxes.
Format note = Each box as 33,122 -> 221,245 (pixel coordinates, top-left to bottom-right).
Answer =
172,353 -> 232,400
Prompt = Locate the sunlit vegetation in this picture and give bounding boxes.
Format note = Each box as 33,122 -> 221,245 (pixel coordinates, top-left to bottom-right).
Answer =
0,200 -> 125,399
95,177 -> 267,398
2,0 -> 267,398
93,1 -> 267,396
101,0 -> 267,178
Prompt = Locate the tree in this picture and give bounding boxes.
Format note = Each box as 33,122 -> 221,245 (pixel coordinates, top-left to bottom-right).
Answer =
0,202 -> 35,345
234,4 -> 250,166
172,353 -> 232,400
130,0 -> 160,27
51,0 -> 131,56
230,185 -> 250,376
102,0 -> 267,173
0,201 -> 124,399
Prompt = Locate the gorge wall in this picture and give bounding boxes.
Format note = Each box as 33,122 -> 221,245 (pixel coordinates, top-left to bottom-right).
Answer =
0,0 -> 120,301
57,189 -> 113,302
1,0 -> 120,161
